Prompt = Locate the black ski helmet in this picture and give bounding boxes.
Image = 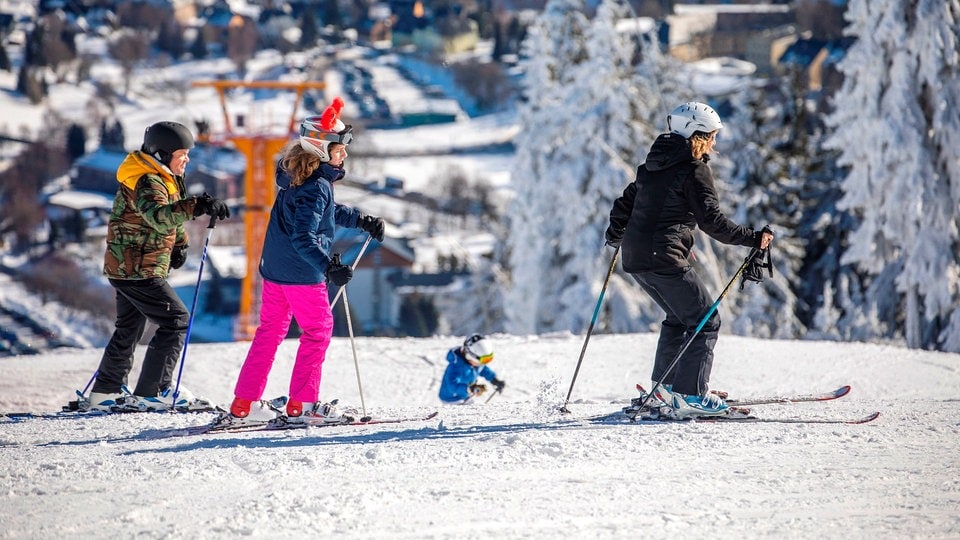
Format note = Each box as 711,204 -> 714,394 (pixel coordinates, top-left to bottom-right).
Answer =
142,121 -> 194,166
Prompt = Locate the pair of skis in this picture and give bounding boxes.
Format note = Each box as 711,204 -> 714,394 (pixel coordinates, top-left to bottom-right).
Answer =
186,395 -> 439,436
186,411 -> 440,436
2,400 -> 219,421
584,384 -> 879,425
1,409 -> 215,421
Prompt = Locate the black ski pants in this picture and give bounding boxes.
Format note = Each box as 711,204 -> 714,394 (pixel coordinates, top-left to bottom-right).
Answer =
92,278 -> 190,397
631,266 -> 719,396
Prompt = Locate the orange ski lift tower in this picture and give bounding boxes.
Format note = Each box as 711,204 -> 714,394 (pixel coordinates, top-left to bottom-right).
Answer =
191,80 -> 327,340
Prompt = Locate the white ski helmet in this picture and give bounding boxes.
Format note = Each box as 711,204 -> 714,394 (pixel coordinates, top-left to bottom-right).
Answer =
667,102 -> 723,139
299,97 -> 353,162
463,334 -> 494,364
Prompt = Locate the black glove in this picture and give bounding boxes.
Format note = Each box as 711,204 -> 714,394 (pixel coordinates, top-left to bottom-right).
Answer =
753,225 -> 774,250
358,213 -> 385,242
491,378 -> 506,392
604,226 -> 623,248
325,254 -> 353,286
740,239 -> 774,291
170,244 -> 188,269
193,193 -> 230,220
468,383 -> 487,396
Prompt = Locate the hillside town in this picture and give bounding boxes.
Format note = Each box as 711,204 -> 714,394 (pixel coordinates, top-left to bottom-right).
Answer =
0,0 -> 902,354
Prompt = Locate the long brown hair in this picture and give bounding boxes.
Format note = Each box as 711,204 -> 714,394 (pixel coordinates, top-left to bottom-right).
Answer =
689,130 -> 717,161
280,142 -> 321,187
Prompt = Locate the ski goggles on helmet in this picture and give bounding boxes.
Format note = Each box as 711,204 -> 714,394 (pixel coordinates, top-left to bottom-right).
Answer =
299,123 -> 354,146
464,333 -> 494,364
466,350 -> 494,364
474,352 -> 494,364
465,348 -> 493,364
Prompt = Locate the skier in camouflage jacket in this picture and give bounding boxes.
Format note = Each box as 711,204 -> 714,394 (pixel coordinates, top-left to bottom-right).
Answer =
89,121 -> 230,407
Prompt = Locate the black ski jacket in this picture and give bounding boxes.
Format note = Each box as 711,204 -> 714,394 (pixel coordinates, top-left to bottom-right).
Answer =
608,133 -> 761,273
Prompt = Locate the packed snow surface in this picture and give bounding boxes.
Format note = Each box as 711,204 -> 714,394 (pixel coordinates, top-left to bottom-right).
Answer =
1,333 -> 959,538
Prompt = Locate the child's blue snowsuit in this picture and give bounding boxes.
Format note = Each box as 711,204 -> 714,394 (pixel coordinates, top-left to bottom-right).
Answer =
438,347 -> 498,403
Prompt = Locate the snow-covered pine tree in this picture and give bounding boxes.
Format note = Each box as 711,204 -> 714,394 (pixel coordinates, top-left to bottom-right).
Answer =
502,0 -> 582,335
824,0 -> 960,351
712,79 -> 806,339
505,0 -> 663,334
600,6 -> 696,335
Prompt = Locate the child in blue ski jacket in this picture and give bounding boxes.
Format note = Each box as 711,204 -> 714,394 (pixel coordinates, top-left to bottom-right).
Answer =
439,334 -> 506,403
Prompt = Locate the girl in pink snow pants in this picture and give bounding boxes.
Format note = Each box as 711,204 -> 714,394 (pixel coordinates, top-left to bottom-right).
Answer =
233,280 -> 334,406
227,97 -> 385,421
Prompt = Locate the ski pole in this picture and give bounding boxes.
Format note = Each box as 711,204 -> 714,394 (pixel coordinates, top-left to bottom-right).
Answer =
171,215 -> 219,407
559,245 -> 620,414
78,370 -> 98,398
485,386 -> 502,404
340,284 -> 368,419
634,248 -> 762,412
330,234 -> 373,310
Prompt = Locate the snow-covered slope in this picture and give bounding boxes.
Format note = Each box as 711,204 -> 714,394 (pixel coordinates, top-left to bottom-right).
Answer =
1,334 -> 958,538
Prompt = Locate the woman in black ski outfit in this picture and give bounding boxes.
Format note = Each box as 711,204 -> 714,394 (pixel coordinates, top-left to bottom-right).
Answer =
605,102 -> 774,418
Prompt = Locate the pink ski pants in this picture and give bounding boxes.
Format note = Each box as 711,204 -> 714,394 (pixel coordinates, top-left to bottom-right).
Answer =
234,279 -> 334,403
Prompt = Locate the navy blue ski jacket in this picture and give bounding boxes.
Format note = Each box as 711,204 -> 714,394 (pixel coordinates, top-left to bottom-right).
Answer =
259,162 -> 361,285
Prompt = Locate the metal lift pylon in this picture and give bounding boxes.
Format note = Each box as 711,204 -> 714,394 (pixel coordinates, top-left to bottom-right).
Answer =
191,80 -> 326,340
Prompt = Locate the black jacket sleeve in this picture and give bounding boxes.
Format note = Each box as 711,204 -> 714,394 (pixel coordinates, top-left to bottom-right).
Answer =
685,164 -> 757,247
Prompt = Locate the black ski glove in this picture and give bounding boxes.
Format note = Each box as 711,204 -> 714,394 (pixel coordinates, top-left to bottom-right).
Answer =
752,225 -> 774,250
170,244 -> 188,269
468,383 -> 487,396
491,378 -> 506,392
604,226 -> 623,248
193,193 -> 231,220
326,254 -> 353,287
357,213 -> 385,242
740,229 -> 774,291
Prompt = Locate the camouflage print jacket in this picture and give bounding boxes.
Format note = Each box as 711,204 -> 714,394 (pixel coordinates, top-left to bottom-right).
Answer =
103,151 -> 199,280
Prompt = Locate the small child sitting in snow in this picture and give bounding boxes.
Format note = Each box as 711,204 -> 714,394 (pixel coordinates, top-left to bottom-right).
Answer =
438,334 -> 506,403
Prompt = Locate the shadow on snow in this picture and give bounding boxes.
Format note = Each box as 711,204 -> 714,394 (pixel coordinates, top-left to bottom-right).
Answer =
118,417 -> 626,454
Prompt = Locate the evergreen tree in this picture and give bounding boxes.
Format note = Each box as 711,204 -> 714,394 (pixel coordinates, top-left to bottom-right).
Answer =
505,0 -> 593,334
190,31 -> 208,60
505,0 -> 665,334
15,63 -> 28,94
66,124 -> 86,161
99,119 -> 125,151
711,80 -> 806,339
321,0 -> 343,31
824,0 -> 960,351
300,9 -> 319,49
24,24 -> 45,66
16,66 -> 44,103
0,44 -> 10,72
157,20 -> 186,60
492,18 -> 506,61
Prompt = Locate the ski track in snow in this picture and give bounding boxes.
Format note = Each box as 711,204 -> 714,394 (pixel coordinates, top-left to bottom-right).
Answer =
1,334 -> 959,538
